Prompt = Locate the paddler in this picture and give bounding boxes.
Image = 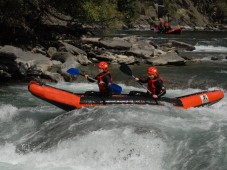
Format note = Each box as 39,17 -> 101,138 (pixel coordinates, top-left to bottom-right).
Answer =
163,20 -> 171,33
135,66 -> 166,99
85,61 -> 113,96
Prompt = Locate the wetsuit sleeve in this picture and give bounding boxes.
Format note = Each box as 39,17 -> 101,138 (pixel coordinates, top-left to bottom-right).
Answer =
102,74 -> 111,86
154,80 -> 166,97
102,74 -> 112,95
138,77 -> 149,83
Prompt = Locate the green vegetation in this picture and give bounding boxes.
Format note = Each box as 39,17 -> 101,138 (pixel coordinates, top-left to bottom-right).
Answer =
82,0 -> 123,31
117,0 -> 141,25
216,0 -> 227,22
0,0 -> 140,31
191,0 -> 227,22
0,0 -> 227,33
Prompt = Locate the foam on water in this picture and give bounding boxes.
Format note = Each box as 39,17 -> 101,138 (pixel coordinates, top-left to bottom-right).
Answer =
217,70 -> 227,74
0,124 -> 166,170
0,104 -> 18,122
0,82 -> 165,170
194,45 -> 227,52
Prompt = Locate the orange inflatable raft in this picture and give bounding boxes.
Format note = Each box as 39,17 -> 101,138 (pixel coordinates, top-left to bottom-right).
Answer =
153,26 -> 183,34
28,80 -> 224,111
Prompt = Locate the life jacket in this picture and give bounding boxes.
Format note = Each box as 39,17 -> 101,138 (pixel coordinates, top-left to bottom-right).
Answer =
164,21 -> 170,27
147,76 -> 164,95
96,71 -> 112,92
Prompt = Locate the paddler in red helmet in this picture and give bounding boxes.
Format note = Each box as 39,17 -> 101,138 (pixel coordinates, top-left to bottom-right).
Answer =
135,66 -> 166,99
85,61 -> 113,95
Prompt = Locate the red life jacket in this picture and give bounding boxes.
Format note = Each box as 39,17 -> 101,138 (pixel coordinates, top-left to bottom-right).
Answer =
147,76 -> 164,95
96,72 -> 112,92
164,22 -> 170,27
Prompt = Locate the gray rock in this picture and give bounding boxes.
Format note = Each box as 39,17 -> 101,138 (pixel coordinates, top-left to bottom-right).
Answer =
147,52 -> 186,66
51,52 -> 75,63
0,45 -> 52,79
99,39 -> 132,50
112,54 -> 136,64
58,40 -> 87,55
169,40 -> 196,51
47,47 -> 57,58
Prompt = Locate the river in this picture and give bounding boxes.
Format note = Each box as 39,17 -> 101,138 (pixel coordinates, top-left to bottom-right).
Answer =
0,30 -> 227,170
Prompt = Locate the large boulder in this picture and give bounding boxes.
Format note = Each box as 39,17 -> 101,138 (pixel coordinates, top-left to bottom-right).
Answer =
147,52 -> 186,66
99,38 -> 132,50
0,45 -> 52,79
51,52 -> 91,65
127,39 -> 156,59
169,40 -> 196,51
58,40 -> 87,55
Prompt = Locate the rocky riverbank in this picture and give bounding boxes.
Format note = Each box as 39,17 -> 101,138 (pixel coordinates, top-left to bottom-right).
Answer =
2,0 -> 227,83
0,34 -> 199,83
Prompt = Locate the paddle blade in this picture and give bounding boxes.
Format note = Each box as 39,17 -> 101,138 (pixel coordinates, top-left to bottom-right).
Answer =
67,68 -> 80,75
119,64 -> 132,76
109,84 -> 122,95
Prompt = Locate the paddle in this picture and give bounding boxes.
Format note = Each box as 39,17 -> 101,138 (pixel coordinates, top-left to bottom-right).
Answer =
67,68 -> 122,95
119,63 -> 158,104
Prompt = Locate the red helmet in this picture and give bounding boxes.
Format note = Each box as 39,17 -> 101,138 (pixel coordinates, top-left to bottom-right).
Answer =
147,66 -> 158,77
98,61 -> 108,71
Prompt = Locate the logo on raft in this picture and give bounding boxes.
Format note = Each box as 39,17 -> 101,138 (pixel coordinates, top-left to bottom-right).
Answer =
200,94 -> 209,103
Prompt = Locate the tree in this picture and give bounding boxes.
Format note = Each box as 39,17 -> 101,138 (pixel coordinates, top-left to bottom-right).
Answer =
117,0 -> 141,25
82,0 -> 123,30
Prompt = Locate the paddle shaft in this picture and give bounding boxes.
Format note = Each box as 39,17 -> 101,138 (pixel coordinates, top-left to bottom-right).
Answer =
79,72 -> 97,82
130,74 -> 152,94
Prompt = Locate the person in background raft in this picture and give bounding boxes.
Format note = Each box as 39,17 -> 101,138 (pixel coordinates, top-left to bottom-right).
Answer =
157,18 -> 164,31
85,61 -> 113,96
135,66 -> 166,99
163,20 -> 171,33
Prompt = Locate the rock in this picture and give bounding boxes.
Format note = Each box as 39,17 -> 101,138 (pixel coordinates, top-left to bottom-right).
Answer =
169,40 -> 196,51
95,51 -> 115,61
42,71 -> 64,82
31,47 -> 46,55
52,51 -> 91,66
51,52 -> 74,63
58,40 -> 87,55
81,37 -> 101,44
211,56 -> 219,61
59,59 -> 80,81
112,54 -> 136,64
125,38 -> 156,59
153,49 -> 166,57
0,45 -> 52,80
147,52 -> 186,66
47,47 -> 57,58
127,48 -> 154,59
99,38 -> 132,50
76,54 -> 92,65
0,69 -> 11,79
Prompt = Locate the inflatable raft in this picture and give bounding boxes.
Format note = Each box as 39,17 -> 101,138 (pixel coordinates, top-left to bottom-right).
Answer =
28,80 -> 224,111
153,26 -> 183,34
